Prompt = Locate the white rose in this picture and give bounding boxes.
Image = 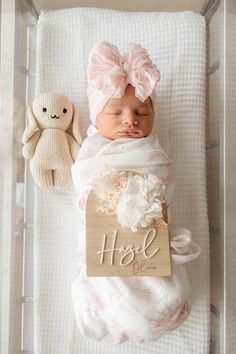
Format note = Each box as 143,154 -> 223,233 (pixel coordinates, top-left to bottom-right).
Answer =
115,174 -> 165,231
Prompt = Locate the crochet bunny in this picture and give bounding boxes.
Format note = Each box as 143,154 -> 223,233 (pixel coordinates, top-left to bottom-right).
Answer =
22,92 -> 82,189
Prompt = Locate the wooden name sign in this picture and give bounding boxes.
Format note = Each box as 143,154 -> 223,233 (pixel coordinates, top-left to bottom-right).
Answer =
86,190 -> 171,277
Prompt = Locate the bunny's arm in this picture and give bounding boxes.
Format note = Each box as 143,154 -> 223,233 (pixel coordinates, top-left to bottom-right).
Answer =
66,133 -> 80,161
22,130 -> 41,159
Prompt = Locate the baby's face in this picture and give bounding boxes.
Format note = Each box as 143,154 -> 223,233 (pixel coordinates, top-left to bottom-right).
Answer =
96,85 -> 154,140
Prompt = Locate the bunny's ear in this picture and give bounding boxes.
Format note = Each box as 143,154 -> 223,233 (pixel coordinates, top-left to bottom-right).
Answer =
22,105 -> 39,144
72,105 -> 82,145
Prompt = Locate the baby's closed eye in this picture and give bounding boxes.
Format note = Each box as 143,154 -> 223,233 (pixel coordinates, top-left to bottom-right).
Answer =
135,110 -> 151,116
107,111 -> 121,115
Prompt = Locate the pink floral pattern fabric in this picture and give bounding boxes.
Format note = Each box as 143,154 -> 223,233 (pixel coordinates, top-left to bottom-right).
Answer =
88,41 -> 160,102
71,132 -> 200,343
87,41 -> 160,124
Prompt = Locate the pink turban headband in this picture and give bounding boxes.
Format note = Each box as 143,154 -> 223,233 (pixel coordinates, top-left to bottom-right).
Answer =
87,40 -> 161,126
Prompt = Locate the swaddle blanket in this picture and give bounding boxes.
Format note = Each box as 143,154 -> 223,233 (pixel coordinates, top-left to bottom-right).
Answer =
72,132 -> 174,207
34,7 -> 209,354
71,132 -> 200,343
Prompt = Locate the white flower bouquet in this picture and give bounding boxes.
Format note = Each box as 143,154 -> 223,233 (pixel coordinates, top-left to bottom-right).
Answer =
92,168 -> 167,232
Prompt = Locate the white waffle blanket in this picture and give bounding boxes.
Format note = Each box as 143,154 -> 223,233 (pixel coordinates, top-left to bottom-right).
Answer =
34,8 -> 209,354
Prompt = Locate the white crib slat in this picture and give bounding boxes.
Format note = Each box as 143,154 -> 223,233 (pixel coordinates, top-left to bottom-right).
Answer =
21,24 -> 37,354
0,1 -> 19,353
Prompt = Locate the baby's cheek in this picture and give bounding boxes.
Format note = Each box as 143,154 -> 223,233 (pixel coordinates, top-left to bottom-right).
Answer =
108,119 -> 120,129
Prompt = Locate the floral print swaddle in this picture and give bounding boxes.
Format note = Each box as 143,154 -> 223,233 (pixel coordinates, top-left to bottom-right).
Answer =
71,132 -> 201,343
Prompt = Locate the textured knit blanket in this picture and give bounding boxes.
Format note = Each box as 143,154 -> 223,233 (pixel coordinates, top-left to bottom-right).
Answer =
34,8 -> 209,354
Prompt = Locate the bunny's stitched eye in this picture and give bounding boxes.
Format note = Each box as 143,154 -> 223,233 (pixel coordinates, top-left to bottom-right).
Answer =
42,107 -> 47,112
63,108 -> 67,113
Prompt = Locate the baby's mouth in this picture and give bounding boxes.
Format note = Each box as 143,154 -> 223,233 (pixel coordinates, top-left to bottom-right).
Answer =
122,129 -> 140,135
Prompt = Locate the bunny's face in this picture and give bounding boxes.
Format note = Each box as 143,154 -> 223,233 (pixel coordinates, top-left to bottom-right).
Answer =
32,92 -> 73,131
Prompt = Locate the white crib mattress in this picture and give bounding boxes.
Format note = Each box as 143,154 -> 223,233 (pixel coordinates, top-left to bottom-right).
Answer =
34,8 -> 209,354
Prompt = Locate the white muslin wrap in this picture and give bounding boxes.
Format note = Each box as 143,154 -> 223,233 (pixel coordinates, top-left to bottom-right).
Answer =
72,132 -> 174,206
71,132 -> 201,343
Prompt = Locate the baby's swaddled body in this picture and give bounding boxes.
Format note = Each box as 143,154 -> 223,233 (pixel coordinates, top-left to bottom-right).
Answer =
71,132 -> 199,343
71,40 -> 200,343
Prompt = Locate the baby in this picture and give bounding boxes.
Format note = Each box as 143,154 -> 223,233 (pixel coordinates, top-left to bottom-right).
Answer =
96,84 -> 154,139
71,41 -> 200,343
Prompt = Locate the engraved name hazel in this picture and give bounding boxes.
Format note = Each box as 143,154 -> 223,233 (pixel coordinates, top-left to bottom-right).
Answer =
97,227 -> 160,269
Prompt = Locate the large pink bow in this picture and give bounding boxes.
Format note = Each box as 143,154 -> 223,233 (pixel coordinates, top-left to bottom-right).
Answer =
88,41 -> 160,102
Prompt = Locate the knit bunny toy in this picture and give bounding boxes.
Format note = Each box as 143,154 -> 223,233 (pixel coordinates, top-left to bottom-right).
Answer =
22,92 -> 82,189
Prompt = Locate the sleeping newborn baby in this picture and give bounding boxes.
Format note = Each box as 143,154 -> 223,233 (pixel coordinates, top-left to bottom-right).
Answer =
71,41 -> 201,343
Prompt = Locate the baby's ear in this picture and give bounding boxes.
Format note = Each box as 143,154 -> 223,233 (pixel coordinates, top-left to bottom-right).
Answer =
71,105 -> 82,145
22,105 -> 39,144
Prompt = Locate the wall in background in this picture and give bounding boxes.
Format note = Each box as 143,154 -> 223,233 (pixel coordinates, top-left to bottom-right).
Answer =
33,0 -> 206,13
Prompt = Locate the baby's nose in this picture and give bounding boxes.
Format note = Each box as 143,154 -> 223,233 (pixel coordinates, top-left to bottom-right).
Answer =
123,113 -> 138,126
